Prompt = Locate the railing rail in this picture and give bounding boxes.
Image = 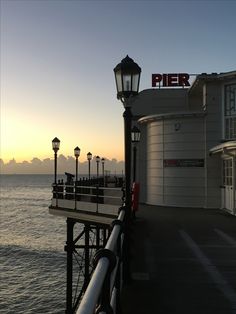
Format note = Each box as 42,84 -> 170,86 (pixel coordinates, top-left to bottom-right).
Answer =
76,208 -> 125,314
52,182 -> 125,214
52,184 -> 123,199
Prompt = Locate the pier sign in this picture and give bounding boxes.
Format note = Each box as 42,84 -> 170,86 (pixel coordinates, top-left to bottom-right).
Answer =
152,73 -> 190,87
164,159 -> 204,167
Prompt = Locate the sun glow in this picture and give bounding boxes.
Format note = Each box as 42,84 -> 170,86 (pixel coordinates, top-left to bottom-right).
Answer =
1,107 -> 124,164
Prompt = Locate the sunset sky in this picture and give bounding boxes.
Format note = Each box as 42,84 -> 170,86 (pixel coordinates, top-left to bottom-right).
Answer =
1,0 -> 236,166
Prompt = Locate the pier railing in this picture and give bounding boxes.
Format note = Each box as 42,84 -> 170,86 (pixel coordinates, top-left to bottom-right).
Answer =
76,207 -> 125,314
49,175 -> 126,313
52,184 -> 123,204
51,179 -> 125,215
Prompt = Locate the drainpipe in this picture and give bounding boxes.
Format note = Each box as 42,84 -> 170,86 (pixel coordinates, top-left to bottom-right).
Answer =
204,114 -> 208,208
162,118 -> 165,205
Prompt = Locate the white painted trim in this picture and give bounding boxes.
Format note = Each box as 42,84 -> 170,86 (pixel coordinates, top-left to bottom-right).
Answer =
179,229 -> 236,310
138,111 -> 205,124
209,141 -> 236,155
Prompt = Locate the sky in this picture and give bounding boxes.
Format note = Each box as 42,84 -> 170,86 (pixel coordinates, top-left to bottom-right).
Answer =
1,0 -> 236,173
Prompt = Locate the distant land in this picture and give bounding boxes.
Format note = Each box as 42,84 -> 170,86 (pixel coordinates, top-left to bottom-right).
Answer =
0,155 -> 124,175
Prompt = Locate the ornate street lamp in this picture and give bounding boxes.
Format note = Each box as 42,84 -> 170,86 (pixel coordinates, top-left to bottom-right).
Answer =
87,152 -> 92,180
114,55 -> 141,101
96,156 -> 100,179
114,55 -> 141,283
101,158 -> 105,186
131,126 -> 141,182
74,146 -> 81,182
52,137 -> 60,184
114,55 -> 141,213
95,156 -> 101,214
74,146 -> 80,210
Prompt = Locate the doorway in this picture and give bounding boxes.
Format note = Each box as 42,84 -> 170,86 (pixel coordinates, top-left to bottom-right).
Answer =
222,158 -> 235,215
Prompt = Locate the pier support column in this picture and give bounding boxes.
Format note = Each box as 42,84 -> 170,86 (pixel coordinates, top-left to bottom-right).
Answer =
84,224 -> 90,289
65,218 -> 75,314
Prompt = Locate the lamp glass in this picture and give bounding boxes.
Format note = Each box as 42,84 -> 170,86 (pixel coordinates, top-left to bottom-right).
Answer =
87,152 -> 92,161
115,70 -> 122,94
123,74 -> 132,92
52,137 -> 60,151
131,126 -> 141,143
132,73 -> 140,93
114,55 -> 141,100
96,156 -> 100,162
74,146 -> 80,157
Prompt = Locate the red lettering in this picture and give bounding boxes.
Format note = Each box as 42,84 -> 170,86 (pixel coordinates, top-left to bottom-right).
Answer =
152,73 -> 190,87
168,74 -> 178,87
162,74 -> 168,87
178,73 -> 190,86
152,74 -> 162,87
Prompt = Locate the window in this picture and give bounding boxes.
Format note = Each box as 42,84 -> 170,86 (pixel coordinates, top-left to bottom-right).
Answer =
224,84 -> 236,140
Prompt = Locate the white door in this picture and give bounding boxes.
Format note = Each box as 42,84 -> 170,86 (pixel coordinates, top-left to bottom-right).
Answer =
222,158 -> 235,214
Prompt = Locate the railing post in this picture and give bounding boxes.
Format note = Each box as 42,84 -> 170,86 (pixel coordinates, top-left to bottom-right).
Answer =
93,249 -> 117,314
52,183 -> 59,207
74,181 -> 77,210
84,224 -> 90,289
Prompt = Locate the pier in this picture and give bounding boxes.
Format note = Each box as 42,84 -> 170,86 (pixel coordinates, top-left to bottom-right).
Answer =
49,184 -> 236,313
48,59 -> 236,313
48,141 -> 236,313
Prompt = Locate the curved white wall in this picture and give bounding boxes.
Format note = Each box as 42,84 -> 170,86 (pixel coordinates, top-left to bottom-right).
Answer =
146,115 -> 205,207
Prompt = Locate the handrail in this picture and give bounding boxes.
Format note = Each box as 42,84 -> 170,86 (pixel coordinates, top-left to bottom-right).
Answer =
76,208 -> 125,314
76,258 -> 110,314
106,210 -> 125,251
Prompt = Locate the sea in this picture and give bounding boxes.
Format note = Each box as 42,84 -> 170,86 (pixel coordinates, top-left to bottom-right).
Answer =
0,174 -> 75,314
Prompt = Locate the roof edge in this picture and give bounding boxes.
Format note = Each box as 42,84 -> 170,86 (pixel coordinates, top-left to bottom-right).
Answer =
209,141 -> 236,156
138,111 -> 205,124
189,70 -> 236,95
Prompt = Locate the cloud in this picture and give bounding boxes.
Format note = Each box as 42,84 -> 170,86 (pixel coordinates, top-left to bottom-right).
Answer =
0,155 -> 124,175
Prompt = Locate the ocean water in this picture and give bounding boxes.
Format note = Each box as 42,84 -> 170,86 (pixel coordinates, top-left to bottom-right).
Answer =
0,174 -> 70,314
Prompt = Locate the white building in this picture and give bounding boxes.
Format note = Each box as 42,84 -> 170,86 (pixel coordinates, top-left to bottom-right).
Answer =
131,71 -> 236,214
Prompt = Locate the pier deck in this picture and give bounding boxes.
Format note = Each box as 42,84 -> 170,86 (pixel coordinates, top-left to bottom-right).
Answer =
122,204 -> 236,314
49,199 -> 119,226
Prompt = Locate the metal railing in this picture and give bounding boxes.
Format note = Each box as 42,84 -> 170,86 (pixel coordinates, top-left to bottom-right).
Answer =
76,207 -> 125,314
52,183 -> 123,202
51,181 -> 125,215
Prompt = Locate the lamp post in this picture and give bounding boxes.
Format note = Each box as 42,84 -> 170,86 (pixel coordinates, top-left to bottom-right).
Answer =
114,55 -> 141,283
87,152 -> 92,180
96,156 -> 100,179
131,126 -> 141,182
114,55 -> 141,215
95,156 -> 100,214
101,158 -> 105,186
74,146 -> 80,209
52,137 -> 60,184
74,146 -> 81,182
